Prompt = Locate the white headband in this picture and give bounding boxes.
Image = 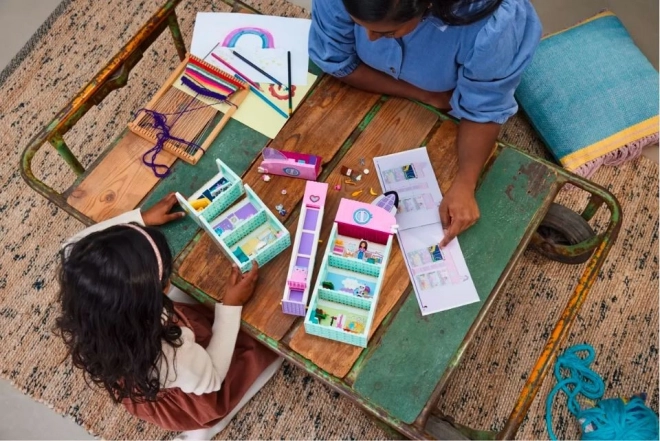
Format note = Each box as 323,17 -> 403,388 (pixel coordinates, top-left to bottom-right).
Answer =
123,224 -> 163,281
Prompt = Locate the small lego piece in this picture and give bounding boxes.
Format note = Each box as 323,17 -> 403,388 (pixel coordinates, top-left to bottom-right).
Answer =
262,174 -> 271,182
190,197 -> 211,211
334,184 -> 341,191
355,174 -> 362,181
344,179 -> 356,185
281,189 -> 287,195
369,188 -> 378,196
359,158 -> 365,167
351,190 -> 363,197
363,169 -> 370,175
321,281 -> 335,290
340,166 -> 353,177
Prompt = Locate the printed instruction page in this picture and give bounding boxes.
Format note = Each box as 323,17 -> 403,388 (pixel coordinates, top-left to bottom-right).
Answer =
374,147 -> 480,315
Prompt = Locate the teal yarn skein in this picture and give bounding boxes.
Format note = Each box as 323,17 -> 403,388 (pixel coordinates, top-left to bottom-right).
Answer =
546,344 -> 659,440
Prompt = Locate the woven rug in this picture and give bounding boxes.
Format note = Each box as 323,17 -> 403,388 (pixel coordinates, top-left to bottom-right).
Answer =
0,0 -> 657,439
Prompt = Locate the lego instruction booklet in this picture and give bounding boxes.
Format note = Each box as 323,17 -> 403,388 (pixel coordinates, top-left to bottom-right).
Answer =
374,147 -> 480,316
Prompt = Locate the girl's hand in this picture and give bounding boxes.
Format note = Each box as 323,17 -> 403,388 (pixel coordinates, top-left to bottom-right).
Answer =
141,193 -> 185,226
439,180 -> 480,247
223,262 -> 259,306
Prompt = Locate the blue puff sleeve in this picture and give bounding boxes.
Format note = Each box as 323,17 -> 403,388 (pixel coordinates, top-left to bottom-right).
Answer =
308,0 -> 360,77
449,0 -> 542,124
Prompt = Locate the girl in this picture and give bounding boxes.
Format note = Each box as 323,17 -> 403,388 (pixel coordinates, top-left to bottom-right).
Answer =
309,0 -> 542,246
55,193 -> 281,440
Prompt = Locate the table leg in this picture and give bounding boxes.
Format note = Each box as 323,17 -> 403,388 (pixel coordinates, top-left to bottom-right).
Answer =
167,12 -> 186,61
49,134 -> 84,176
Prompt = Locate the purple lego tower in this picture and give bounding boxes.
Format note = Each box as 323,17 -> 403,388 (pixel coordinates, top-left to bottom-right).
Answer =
282,181 -> 328,316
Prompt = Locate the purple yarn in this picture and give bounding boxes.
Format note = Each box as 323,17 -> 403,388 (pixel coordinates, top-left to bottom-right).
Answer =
180,76 -> 230,101
138,108 -> 205,178
137,75 -> 235,178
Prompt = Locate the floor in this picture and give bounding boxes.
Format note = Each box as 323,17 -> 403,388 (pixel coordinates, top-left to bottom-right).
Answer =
0,0 -> 657,439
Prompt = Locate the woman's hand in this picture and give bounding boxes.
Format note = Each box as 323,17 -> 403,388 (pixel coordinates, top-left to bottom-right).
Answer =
141,193 -> 186,226
420,90 -> 453,111
439,180 -> 480,247
223,262 -> 259,306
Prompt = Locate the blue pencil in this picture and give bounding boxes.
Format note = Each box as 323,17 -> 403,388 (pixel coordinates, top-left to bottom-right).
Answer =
232,74 -> 288,119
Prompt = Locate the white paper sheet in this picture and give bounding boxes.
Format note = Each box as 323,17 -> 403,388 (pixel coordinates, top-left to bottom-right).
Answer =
374,147 -> 480,315
191,13 -> 311,85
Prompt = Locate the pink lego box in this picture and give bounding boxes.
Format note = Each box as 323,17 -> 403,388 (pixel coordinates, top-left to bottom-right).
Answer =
257,147 -> 322,181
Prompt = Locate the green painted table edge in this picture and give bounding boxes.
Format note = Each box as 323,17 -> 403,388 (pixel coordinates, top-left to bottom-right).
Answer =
352,147 -> 559,423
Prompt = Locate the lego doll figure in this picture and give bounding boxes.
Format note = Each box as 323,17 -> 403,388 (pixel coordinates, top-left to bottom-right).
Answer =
357,240 -> 368,260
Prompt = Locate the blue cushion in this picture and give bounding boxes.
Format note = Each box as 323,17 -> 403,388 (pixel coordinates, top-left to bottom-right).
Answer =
516,12 -> 659,176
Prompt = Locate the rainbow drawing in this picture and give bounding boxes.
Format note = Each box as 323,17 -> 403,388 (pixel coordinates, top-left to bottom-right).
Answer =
222,27 -> 275,48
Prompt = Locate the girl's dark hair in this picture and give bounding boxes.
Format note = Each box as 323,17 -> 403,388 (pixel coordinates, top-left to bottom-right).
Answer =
55,224 -> 181,403
342,0 -> 503,26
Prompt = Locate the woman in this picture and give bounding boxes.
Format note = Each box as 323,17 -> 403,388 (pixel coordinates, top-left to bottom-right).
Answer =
309,0 -> 542,245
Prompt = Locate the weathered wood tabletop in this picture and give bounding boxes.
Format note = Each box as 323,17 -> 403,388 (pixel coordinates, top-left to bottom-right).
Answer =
165,75 -> 562,436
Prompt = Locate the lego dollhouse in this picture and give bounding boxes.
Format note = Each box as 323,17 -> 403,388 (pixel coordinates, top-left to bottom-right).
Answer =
304,193 -> 398,347
175,159 -> 291,273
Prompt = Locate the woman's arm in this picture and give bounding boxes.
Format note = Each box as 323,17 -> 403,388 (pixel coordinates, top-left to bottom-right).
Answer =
340,64 -> 453,109
439,120 -> 499,247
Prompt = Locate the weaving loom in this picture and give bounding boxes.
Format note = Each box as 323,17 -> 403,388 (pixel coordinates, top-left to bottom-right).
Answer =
128,54 -> 249,166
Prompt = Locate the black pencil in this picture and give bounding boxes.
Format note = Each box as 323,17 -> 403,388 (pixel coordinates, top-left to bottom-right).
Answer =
287,51 -> 293,117
232,50 -> 284,87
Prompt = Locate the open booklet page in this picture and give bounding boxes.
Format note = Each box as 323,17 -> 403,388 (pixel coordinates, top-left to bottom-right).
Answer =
374,147 -> 480,315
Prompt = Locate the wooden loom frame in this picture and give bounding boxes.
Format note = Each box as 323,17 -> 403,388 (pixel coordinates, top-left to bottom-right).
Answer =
128,53 -> 249,165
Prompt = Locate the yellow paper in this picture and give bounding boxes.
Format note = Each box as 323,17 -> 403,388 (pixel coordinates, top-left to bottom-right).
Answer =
173,72 -> 318,139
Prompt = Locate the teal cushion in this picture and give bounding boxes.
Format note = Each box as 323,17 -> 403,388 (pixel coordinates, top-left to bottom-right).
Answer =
516,12 -> 659,176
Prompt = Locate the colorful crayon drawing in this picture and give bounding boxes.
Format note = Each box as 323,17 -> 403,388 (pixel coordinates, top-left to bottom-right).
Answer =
222,27 -> 275,48
269,84 -> 296,100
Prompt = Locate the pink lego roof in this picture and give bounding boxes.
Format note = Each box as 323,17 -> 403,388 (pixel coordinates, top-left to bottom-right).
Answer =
335,199 -> 396,244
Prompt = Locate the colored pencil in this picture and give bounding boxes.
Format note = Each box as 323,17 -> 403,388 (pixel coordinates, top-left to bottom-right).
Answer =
232,50 -> 284,87
287,51 -> 293,117
232,74 -> 288,120
210,53 -> 262,91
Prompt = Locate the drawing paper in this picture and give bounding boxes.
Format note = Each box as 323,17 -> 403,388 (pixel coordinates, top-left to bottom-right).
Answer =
191,13 -> 311,85
374,147 -> 479,315
173,72 -> 317,139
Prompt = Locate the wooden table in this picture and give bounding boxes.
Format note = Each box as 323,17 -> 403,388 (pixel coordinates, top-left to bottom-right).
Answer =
20,0 -> 622,438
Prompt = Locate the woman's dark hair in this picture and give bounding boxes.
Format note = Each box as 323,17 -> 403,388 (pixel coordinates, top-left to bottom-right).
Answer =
55,225 -> 181,403
342,0 -> 504,26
